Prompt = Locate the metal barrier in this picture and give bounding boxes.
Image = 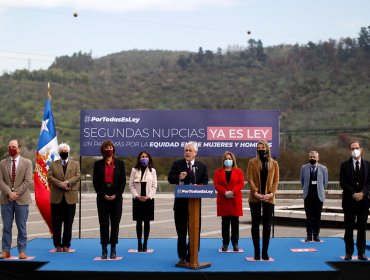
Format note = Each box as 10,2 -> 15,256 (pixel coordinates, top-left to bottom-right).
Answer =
79,181 -> 341,193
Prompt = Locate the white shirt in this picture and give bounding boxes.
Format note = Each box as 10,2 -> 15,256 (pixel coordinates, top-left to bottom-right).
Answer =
352,158 -> 361,170
10,155 -> 20,171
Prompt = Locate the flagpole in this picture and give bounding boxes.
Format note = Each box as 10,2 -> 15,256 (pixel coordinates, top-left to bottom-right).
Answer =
48,81 -> 51,100
34,82 -> 59,235
79,156 -> 82,239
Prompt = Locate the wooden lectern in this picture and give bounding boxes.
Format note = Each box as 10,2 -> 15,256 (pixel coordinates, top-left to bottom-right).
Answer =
175,185 -> 215,270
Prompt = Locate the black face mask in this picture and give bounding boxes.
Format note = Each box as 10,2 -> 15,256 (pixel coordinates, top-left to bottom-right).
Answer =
59,152 -> 68,160
309,159 -> 317,165
257,150 -> 266,159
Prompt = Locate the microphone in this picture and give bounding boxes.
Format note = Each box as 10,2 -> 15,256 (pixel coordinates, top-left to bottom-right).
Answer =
192,166 -> 196,185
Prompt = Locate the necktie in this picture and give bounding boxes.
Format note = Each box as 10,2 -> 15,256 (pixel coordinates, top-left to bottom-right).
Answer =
355,160 -> 360,178
310,166 -> 316,174
62,161 -> 67,175
187,161 -> 192,174
11,159 -> 16,187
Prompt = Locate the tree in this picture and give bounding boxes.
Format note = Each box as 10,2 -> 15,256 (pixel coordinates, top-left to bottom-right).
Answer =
49,51 -> 93,72
256,40 -> 267,62
358,26 -> 370,52
177,55 -> 191,70
338,37 -> 357,61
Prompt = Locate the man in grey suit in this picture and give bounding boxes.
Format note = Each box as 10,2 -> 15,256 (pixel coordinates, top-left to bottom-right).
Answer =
0,139 -> 33,259
300,150 -> 328,242
48,143 -> 80,252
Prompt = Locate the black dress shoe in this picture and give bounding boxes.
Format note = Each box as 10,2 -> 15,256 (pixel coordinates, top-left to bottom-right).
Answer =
313,237 -> 321,242
358,254 -> 368,260
305,236 -> 313,242
221,244 -> 228,252
177,258 -> 187,265
344,254 -> 352,261
233,245 -> 239,252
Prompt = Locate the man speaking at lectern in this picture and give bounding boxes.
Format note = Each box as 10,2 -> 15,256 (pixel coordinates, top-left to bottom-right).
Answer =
168,141 -> 209,265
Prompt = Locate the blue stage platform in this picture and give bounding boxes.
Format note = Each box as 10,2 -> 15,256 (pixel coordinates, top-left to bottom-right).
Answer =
1,237 -> 369,280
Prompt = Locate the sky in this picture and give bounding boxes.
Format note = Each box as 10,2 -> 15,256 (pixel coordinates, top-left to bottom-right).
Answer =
0,0 -> 369,73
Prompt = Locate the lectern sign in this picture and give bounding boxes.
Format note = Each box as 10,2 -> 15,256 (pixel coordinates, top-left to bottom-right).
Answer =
175,185 -> 215,198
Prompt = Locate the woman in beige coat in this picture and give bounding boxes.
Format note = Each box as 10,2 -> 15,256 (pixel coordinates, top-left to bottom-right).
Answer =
247,140 -> 279,260
129,151 -> 157,252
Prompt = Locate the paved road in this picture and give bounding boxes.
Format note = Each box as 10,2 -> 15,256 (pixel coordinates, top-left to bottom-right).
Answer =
3,192 -> 370,251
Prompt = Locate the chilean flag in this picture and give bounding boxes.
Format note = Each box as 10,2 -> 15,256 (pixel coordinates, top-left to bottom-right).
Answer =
34,94 -> 59,235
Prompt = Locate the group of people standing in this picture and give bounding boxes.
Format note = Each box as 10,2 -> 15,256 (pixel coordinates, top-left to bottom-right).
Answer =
168,140 -> 279,262
0,138 -> 368,263
299,140 -> 369,261
93,140 -> 158,259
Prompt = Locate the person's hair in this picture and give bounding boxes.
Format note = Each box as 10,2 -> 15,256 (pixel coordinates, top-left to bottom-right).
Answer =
184,141 -> 198,153
134,151 -> 153,171
256,139 -> 272,160
9,139 -> 21,148
309,150 -> 319,157
100,140 -> 115,157
348,140 -> 361,149
58,143 -> 71,153
221,151 -> 237,168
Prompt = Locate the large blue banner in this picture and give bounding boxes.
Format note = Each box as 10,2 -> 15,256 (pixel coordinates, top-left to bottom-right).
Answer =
80,109 -> 279,157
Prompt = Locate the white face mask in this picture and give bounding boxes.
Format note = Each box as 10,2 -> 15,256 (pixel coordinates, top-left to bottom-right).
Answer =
351,149 -> 361,158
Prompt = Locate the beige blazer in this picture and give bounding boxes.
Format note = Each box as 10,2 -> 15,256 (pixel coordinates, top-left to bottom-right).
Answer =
129,167 -> 157,199
0,156 -> 33,205
247,157 -> 279,204
48,159 -> 81,204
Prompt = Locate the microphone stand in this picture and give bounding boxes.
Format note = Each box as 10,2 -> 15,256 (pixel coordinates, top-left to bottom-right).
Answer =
192,166 -> 196,185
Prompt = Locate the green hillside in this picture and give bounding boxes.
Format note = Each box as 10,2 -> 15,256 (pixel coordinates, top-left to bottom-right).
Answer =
1,27 -> 369,180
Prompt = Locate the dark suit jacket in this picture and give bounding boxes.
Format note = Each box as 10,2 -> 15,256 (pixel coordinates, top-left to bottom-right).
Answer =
48,159 -> 81,204
339,157 -> 370,208
93,158 -> 126,198
168,159 -> 208,211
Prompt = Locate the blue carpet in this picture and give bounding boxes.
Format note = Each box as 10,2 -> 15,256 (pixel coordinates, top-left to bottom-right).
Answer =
7,237 -> 369,273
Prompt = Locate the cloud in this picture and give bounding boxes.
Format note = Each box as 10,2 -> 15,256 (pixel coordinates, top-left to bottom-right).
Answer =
1,0 -> 239,12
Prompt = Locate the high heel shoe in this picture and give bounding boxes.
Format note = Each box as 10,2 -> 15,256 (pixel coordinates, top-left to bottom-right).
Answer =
138,239 -> 143,252
101,245 -> 108,259
142,240 -> 148,252
110,244 -> 116,259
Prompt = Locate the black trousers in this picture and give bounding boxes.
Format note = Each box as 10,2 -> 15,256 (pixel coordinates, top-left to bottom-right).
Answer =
174,199 -> 201,261
221,216 -> 239,245
343,201 -> 369,255
97,196 -> 123,245
51,196 -> 76,248
304,197 -> 323,236
249,201 -> 274,230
